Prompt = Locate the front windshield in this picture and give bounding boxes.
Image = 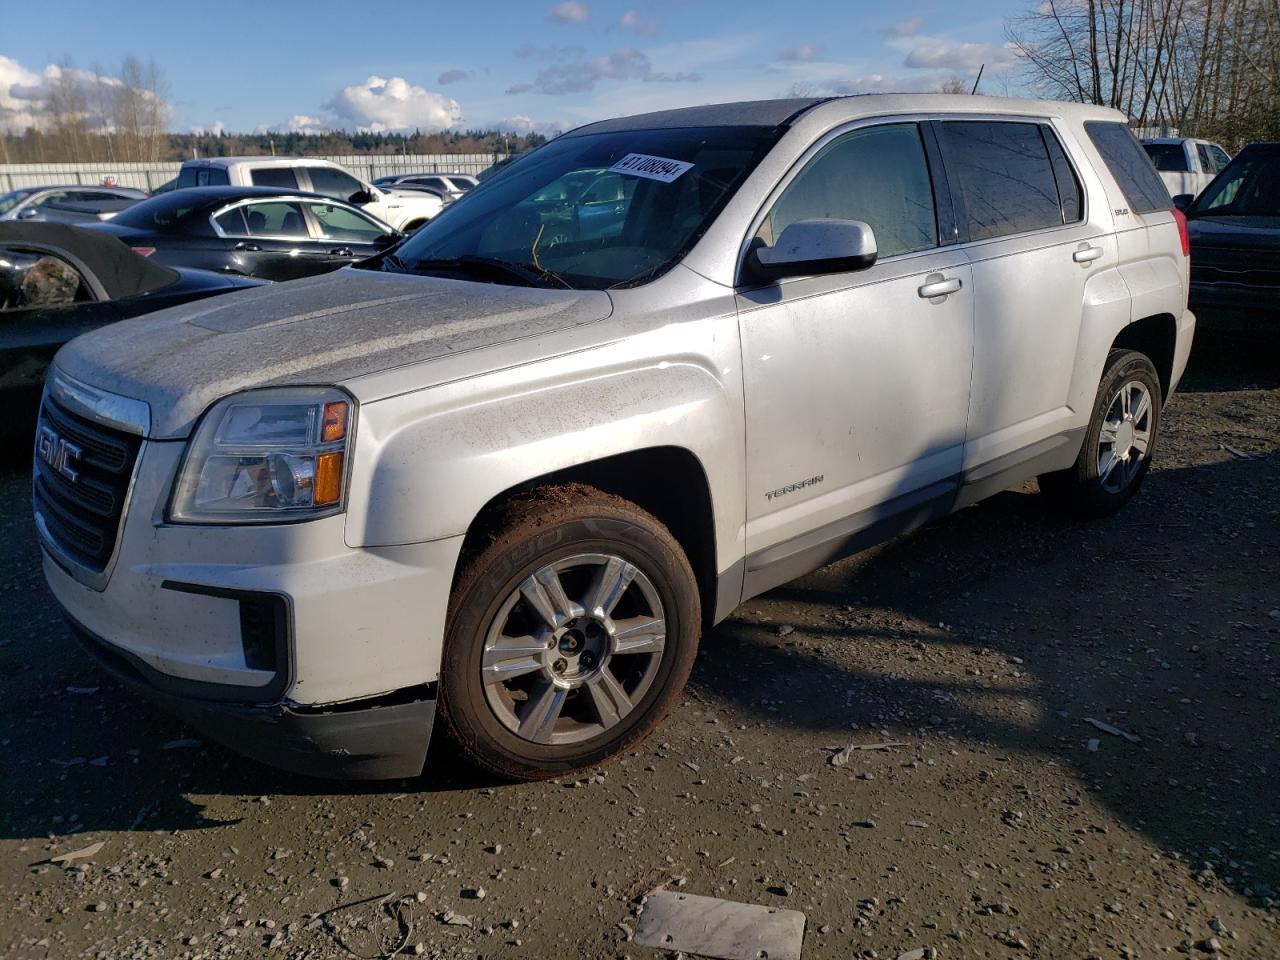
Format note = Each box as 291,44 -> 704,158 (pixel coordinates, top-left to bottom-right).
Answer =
383,125 -> 782,289
1192,151 -> 1280,217
0,190 -> 33,215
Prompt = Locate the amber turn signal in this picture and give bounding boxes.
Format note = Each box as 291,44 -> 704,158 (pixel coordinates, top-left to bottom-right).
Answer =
314,453 -> 344,506
321,401 -> 348,442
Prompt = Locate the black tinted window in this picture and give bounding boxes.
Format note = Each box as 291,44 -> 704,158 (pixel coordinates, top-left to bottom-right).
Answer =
307,166 -> 364,201
766,123 -> 937,258
1143,143 -> 1189,172
1086,122 -> 1172,213
938,121 -> 1068,240
249,167 -> 300,190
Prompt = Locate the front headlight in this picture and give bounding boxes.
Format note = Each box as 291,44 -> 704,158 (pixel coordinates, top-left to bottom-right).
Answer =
169,387 -> 354,524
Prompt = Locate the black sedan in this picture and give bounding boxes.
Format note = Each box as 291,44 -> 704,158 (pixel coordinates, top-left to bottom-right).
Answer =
1,221 -> 260,451
1181,142 -> 1280,331
89,186 -> 403,282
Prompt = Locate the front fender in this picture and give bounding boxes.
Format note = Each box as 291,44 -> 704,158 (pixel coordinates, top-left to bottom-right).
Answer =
342,311 -> 747,581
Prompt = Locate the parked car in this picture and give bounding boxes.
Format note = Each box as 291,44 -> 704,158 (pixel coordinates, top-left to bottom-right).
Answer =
373,172 -> 478,201
37,94 -> 1193,781
1181,142 -> 1280,330
176,157 -> 443,231
1142,137 -> 1231,198
88,186 -> 403,282
0,221 -> 259,438
0,185 -> 147,224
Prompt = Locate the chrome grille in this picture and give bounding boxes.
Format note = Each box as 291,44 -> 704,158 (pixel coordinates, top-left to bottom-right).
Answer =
33,397 -> 142,572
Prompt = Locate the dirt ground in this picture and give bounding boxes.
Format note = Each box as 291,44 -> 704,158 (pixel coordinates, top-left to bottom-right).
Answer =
1,332 -> 1277,960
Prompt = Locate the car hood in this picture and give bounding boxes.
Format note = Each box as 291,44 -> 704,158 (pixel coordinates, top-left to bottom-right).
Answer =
1187,215 -> 1280,252
53,268 -> 613,438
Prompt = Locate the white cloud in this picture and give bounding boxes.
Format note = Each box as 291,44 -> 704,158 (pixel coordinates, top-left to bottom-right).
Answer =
0,56 -> 154,134
324,75 -> 461,132
0,55 -> 43,131
494,115 -> 571,136
620,9 -> 657,35
779,44 -> 824,62
903,39 -> 1016,72
507,48 -> 700,95
885,16 -> 925,38
548,1 -> 589,23
191,119 -> 226,135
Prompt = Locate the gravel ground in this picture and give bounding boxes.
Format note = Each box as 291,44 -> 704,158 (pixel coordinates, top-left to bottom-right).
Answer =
2,333 -> 1278,960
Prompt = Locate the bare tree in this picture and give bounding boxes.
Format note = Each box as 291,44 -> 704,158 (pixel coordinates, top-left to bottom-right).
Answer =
1007,0 -> 1279,147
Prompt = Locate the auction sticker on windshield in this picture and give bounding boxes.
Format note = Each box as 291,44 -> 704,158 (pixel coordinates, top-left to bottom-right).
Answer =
609,153 -> 694,183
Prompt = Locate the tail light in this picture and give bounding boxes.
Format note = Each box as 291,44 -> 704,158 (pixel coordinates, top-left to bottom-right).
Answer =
131,246 -> 156,258
1172,210 -> 1190,257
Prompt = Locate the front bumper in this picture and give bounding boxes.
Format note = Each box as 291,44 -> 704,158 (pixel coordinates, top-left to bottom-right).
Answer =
71,615 -> 435,779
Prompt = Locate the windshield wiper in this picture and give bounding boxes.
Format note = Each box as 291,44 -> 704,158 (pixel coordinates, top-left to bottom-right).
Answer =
409,255 -> 569,289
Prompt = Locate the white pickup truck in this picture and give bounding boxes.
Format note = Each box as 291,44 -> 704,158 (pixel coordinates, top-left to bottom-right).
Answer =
1141,137 -> 1231,200
176,157 -> 443,231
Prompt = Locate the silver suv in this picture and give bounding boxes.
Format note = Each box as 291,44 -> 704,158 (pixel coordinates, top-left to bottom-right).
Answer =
36,95 -> 1194,780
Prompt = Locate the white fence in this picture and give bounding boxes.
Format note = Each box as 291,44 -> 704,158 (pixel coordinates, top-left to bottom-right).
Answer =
0,153 -> 500,193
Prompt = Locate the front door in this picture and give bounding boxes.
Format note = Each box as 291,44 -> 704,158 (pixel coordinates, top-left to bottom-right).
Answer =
737,121 -> 974,597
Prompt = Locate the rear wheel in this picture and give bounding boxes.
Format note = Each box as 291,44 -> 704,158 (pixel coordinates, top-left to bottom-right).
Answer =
437,484 -> 700,781
1039,349 -> 1162,516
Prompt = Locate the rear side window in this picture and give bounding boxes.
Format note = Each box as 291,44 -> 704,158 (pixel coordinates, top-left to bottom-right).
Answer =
249,167 -> 300,190
1208,144 -> 1231,172
763,122 -> 938,258
1086,122 -> 1172,213
936,121 -> 1072,240
1143,143 -> 1189,172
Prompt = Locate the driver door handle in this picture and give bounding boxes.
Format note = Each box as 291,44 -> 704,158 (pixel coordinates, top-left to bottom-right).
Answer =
918,276 -> 962,299
1073,246 -> 1104,263
234,242 -> 261,252
329,247 -> 354,257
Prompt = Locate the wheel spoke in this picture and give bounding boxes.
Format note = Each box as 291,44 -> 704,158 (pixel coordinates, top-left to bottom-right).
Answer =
481,640 -> 547,685
520,568 -> 581,630
1099,448 -> 1121,482
612,616 -> 666,656
583,556 -> 637,619
518,680 -> 568,743
1098,419 -> 1121,445
1132,429 -> 1151,456
585,669 -> 631,729
1131,388 -> 1152,425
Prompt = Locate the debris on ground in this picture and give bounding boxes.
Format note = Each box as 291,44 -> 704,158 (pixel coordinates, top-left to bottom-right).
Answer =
634,888 -> 806,960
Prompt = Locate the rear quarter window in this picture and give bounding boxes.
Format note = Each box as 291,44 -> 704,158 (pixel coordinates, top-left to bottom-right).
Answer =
1087,123 -> 1172,213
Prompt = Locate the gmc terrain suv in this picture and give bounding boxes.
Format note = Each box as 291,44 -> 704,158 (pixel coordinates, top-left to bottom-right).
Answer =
36,95 -> 1194,780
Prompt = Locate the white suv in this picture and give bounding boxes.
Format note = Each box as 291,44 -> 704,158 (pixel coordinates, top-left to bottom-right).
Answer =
37,95 -> 1194,780
1141,137 -> 1231,200
176,157 -> 443,231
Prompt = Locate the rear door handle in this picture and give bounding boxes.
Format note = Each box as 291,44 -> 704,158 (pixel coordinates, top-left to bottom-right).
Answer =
1073,246 -> 1104,263
918,276 -> 962,299
234,242 -> 261,252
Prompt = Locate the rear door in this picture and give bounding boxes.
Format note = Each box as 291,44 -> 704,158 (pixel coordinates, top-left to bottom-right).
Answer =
933,119 -> 1111,478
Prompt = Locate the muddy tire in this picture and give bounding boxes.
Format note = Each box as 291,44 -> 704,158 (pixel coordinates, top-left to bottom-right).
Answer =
1039,349 -> 1162,517
436,484 -> 700,781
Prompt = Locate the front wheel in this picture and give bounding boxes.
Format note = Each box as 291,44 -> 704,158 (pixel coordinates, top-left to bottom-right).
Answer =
1039,348 -> 1162,516
436,484 -> 700,781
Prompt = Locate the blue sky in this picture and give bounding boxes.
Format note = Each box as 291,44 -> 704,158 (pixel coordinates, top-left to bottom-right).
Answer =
2,0 -> 1027,136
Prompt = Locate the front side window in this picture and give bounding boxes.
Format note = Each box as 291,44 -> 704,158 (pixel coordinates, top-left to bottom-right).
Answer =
1143,143 -> 1189,172
249,167 -> 300,190
762,123 -> 937,258
308,202 -> 387,241
387,124 -> 783,290
1208,144 -> 1231,173
307,166 -> 364,202
241,201 -> 310,237
1193,150 -> 1280,216
937,121 -> 1071,241
1086,122 -> 1172,214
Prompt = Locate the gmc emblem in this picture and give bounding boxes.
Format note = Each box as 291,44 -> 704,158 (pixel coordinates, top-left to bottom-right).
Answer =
37,425 -> 82,483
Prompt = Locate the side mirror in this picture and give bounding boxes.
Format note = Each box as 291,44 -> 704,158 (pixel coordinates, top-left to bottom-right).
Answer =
16,207 -> 39,220
373,232 -> 402,249
1172,194 -> 1194,212
746,219 -> 878,283
349,188 -> 376,205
